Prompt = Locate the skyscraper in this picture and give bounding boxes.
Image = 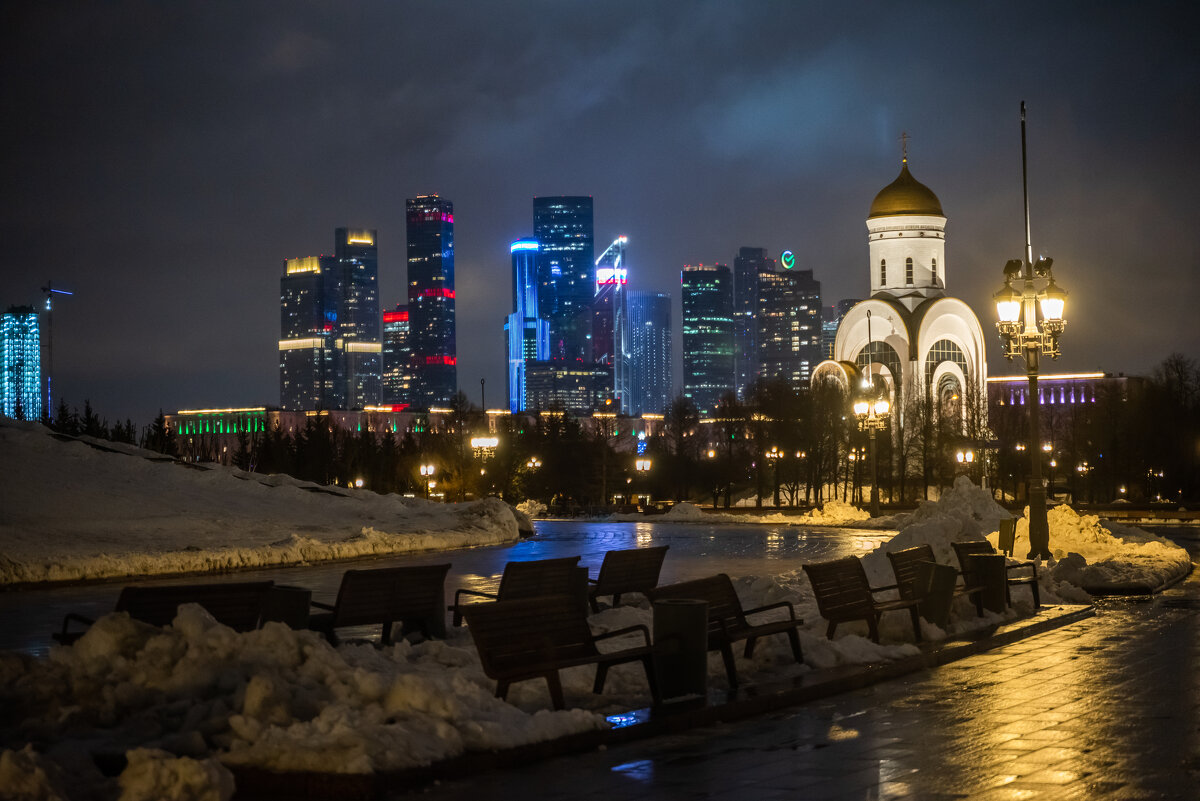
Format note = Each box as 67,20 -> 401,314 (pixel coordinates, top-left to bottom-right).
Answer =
627,291 -> 672,416
1,306 -> 41,420
406,195 -> 456,409
681,264 -> 735,416
382,305 -> 413,407
822,298 -> 860,359
757,267 -> 822,388
733,247 -> 774,399
592,236 -> 627,406
280,255 -> 341,410
533,196 -> 594,362
505,239 -> 550,412
333,228 -> 381,409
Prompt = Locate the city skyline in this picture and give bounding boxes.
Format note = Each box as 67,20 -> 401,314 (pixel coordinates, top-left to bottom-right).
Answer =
1,2 -> 1196,426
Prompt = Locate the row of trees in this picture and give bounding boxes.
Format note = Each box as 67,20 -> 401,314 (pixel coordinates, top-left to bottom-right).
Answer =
33,353 -> 1199,508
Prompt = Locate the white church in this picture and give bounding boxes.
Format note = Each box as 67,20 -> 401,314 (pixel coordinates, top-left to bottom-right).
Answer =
813,151 -> 988,427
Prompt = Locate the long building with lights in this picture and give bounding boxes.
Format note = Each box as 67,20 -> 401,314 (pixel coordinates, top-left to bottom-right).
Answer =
407,195 -> 456,409
382,304 -> 413,407
681,264 -> 735,416
1,305 -> 41,420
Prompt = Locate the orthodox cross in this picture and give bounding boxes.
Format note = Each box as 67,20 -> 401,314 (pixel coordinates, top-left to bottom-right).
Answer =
900,131 -> 910,163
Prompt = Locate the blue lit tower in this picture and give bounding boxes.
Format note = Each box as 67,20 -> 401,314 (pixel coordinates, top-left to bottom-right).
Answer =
733,247 -> 774,399
533,196 -> 594,363
627,291 -> 672,416
382,305 -> 413,407
279,255 -> 341,410
406,195 -> 456,409
505,239 -> 550,412
334,228 -> 382,408
681,264 -> 735,416
1,306 -> 42,420
592,236 -> 628,406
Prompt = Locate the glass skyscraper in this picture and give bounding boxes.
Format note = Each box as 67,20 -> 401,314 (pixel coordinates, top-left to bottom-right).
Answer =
333,228 -> 381,409
406,195 -> 456,409
733,247 -> 774,399
505,239 -> 550,412
1,305 -> 41,420
758,267 -> 822,388
382,304 -> 413,408
533,196 -> 594,363
592,236 -> 627,407
681,264 -> 735,416
627,291 -> 672,416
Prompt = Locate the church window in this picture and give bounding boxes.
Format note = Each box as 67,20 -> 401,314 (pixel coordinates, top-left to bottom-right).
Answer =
905,257 -> 914,285
932,256 -> 937,279
879,259 -> 886,285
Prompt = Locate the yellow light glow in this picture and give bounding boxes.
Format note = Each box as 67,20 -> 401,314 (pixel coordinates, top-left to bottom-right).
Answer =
279,337 -> 324,350
286,257 -> 323,275
345,231 -> 374,246
176,407 -> 268,415
470,436 -> 499,448
346,341 -> 382,353
987,372 -> 1105,383
428,407 -> 453,414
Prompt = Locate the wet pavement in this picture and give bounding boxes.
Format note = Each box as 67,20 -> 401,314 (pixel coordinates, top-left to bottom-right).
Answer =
407,532 -> 1200,801
0,520 -> 890,656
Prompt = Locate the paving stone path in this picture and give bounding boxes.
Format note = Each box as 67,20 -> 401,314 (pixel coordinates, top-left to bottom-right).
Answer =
407,542 -> 1199,800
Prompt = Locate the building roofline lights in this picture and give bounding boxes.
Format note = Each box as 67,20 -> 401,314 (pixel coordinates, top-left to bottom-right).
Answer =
986,372 -> 1107,384
176,407 -> 268,415
510,241 -> 539,252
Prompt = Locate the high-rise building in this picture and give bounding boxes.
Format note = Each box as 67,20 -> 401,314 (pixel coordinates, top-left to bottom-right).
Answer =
382,305 -> 413,407
733,247 -> 775,399
821,298 -> 860,359
280,256 -> 339,410
680,264 -> 735,416
333,228 -> 382,409
406,195 -> 456,409
1,305 -> 41,420
533,196 -> 594,362
524,361 -> 611,414
505,239 -> 550,412
758,267 -> 822,388
627,291 -> 672,416
592,236 -> 627,406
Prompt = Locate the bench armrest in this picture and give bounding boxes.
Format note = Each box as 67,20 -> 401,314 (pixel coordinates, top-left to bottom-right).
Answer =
452,588 -> 499,607
869,583 -> 899,593
60,612 -> 95,637
310,600 -> 336,612
1006,561 -> 1038,577
742,600 -> 797,621
592,624 -> 651,648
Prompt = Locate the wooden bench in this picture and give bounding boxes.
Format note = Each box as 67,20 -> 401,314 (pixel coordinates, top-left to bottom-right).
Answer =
308,564 -> 451,645
646,573 -> 803,688
54,580 -> 276,644
588,545 -> 669,612
462,594 -> 659,710
803,557 -> 922,643
450,556 -> 586,626
952,540 -> 1040,608
886,544 -> 985,620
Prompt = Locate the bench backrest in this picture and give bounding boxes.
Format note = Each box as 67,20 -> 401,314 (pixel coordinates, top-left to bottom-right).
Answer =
462,595 -> 597,678
952,541 -> 996,586
886,545 -> 936,601
648,574 -> 744,637
802,557 -> 874,619
115,581 -> 275,631
497,556 -> 583,601
330,564 -> 451,628
593,546 -> 669,595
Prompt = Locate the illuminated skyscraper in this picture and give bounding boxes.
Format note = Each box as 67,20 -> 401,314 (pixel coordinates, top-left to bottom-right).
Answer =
758,267 -> 822,387
382,305 -> 413,407
533,196 -> 593,362
681,264 -> 735,416
592,236 -> 627,406
627,291 -> 672,416
406,195 -> 456,409
334,228 -> 381,408
505,239 -> 550,412
733,247 -> 774,399
1,305 -> 41,420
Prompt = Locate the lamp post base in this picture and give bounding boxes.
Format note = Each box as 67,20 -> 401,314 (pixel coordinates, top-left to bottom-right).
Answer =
1027,484 -> 1052,560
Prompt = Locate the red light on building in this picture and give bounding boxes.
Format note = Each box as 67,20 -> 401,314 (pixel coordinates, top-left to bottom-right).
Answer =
424,355 -> 457,366
418,288 -> 456,299
383,311 -> 410,323
323,324 -> 333,332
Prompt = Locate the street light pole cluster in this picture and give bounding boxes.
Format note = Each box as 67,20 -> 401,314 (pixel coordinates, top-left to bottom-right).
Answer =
853,309 -> 890,517
993,102 -> 1068,560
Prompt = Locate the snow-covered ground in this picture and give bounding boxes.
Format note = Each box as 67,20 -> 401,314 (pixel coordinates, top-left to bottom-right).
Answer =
0,421 -> 1192,799
608,498 -> 870,526
0,420 -> 519,586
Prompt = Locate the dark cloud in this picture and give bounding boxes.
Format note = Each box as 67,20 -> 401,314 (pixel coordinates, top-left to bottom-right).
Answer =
1,1 -> 1196,425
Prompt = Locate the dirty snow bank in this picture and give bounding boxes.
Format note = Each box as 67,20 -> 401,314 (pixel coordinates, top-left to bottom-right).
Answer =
0,420 -> 519,586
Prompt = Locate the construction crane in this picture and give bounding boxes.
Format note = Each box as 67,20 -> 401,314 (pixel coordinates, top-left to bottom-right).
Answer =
40,280 -> 73,415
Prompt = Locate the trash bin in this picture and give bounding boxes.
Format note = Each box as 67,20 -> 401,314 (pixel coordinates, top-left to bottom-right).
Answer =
653,599 -> 708,702
967,553 -> 1008,613
916,561 -> 959,628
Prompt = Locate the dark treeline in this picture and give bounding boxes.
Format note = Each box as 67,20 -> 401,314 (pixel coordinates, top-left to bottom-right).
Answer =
32,353 -> 1200,509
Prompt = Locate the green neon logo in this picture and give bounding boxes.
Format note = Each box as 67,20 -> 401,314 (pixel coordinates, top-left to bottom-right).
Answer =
781,250 -> 795,270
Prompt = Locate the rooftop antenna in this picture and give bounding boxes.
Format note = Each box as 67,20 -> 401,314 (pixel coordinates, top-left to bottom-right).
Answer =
40,280 -> 73,415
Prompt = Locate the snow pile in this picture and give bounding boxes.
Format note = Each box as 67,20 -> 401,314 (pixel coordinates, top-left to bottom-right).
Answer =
784,499 -> 871,526
1000,504 -> 1191,594
0,421 -> 519,586
0,604 -> 605,795
659,502 -> 710,521
515,500 -> 547,519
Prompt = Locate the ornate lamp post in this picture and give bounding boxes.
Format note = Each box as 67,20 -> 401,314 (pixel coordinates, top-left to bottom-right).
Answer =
993,102 -> 1068,560
853,310 -> 891,517
419,463 -> 436,499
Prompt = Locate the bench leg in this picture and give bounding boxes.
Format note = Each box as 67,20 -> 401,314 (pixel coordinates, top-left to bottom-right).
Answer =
867,616 -> 880,643
544,672 -> 566,710
908,606 -> 922,643
641,656 -> 661,705
719,644 -> 738,689
826,621 -> 838,640
743,636 -> 758,659
588,594 -> 601,614
612,593 -> 622,608
1030,581 -> 1040,609
973,592 -> 984,617
786,628 -> 803,664
495,680 -> 510,701
593,663 -> 610,695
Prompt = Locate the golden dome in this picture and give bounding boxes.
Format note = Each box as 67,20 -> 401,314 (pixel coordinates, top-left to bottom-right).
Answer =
868,162 -> 943,219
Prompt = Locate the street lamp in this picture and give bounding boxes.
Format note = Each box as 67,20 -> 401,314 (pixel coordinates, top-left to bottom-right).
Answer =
853,310 -> 891,517
994,101 -> 1068,560
420,463 -> 436,499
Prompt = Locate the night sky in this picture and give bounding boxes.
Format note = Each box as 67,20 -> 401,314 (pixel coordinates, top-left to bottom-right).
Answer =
2,1 -> 1197,427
